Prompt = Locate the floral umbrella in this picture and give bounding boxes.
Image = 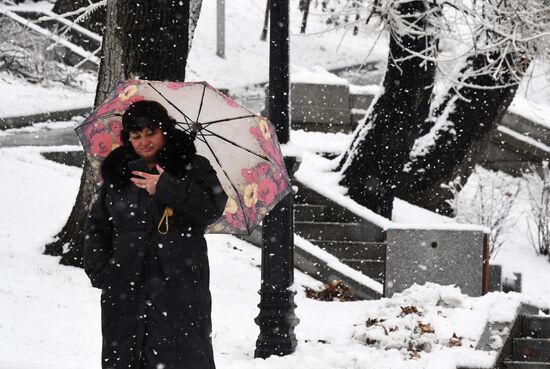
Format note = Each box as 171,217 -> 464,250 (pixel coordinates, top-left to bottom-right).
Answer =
75,80 -> 292,235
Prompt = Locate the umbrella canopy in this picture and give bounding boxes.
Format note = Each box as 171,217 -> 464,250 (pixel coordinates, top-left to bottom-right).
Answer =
75,80 -> 292,235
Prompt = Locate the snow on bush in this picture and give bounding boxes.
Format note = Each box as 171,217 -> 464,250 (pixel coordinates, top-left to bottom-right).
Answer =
444,167 -> 520,257
523,162 -> 550,257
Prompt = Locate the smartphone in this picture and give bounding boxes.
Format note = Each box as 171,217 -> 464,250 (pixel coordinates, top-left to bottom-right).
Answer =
128,159 -> 149,173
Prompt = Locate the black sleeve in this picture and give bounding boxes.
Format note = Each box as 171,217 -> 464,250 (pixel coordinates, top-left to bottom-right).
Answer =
154,158 -> 228,225
83,186 -> 114,289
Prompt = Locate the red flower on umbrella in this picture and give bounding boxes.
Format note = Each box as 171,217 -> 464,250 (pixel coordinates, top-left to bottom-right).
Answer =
254,162 -> 271,176
109,120 -> 123,135
257,178 -> 277,205
167,82 -> 193,90
272,171 -> 288,192
224,96 -> 240,108
241,167 -> 259,183
83,122 -> 105,140
225,210 -> 244,229
244,205 -> 257,224
224,197 -> 243,228
90,132 -> 114,157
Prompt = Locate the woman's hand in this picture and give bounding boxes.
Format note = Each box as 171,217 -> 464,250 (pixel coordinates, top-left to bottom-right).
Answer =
130,165 -> 165,195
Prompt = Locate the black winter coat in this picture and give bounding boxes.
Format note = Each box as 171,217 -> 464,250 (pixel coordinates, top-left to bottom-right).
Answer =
83,133 -> 227,369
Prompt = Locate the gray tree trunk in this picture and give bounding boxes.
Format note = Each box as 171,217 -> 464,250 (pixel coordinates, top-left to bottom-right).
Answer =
395,53 -> 524,214
338,1 -> 436,218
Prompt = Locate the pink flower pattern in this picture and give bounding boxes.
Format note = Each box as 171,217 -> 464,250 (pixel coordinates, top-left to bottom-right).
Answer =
167,82 -> 193,90
219,121 -> 291,231
77,80 -> 291,234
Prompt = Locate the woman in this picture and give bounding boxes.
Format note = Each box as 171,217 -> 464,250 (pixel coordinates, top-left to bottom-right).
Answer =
83,100 -> 228,369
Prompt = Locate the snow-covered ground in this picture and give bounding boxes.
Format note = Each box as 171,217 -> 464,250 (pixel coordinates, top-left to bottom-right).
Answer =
0,71 -> 95,118
0,146 -> 545,369
2,0 -> 550,367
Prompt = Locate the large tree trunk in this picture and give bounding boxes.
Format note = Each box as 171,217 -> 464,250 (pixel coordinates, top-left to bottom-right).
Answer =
338,1 -> 436,218
395,53 -> 525,214
45,0 -> 201,266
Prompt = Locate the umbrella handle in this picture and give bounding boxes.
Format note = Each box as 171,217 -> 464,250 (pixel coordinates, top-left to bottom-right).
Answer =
157,207 -> 174,235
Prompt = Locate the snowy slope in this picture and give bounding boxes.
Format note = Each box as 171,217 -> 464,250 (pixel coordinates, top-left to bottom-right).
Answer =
1,146 -> 545,369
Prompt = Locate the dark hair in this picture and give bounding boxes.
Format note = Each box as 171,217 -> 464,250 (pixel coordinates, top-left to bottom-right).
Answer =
121,100 -> 176,145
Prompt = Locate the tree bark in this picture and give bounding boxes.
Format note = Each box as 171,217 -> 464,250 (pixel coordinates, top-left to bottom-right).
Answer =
260,0 -> 270,41
52,0 -> 106,36
338,1 -> 436,218
395,53 -> 524,214
45,0 -> 200,266
299,0 -> 311,34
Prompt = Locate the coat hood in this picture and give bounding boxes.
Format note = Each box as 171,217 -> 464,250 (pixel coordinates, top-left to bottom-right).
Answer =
101,129 -> 197,189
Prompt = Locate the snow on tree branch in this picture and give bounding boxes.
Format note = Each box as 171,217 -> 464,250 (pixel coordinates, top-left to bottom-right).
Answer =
309,0 -> 550,85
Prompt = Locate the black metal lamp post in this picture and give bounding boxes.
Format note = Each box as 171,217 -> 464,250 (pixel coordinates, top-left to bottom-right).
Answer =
254,0 -> 299,359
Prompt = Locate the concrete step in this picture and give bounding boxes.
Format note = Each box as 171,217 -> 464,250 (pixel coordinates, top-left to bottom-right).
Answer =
294,204 -> 330,222
340,258 -> 385,283
502,361 -> 550,369
523,316 -> 550,339
513,338 -> 550,362
310,240 -> 385,260
41,150 -> 84,168
294,189 -> 363,223
295,221 -> 381,242
293,245 -> 382,300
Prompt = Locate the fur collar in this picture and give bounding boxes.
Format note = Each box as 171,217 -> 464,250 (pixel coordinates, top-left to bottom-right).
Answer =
101,129 -> 196,189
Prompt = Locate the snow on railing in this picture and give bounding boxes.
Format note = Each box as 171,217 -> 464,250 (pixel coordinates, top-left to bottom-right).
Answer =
294,235 -> 384,295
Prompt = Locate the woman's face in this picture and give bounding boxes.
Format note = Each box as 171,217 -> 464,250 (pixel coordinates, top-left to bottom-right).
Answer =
129,126 -> 166,162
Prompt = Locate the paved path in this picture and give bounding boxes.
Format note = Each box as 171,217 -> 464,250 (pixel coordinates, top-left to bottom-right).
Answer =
0,128 -> 79,148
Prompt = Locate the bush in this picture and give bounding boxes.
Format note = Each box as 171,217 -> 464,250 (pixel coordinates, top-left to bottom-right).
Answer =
523,162 -> 550,257
444,167 -> 520,257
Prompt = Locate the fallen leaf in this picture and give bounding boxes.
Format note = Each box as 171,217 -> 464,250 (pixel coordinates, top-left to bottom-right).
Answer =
366,338 -> 377,345
401,306 -> 422,316
366,318 -> 386,327
304,280 -> 355,301
409,349 -> 421,360
418,322 -> 435,334
448,333 -> 462,347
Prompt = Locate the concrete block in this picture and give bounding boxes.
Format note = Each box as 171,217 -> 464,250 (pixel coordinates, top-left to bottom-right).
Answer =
291,82 -> 350,125
349,93 -> 374,110
501,112 -> 550,146
489,264 -> 503,292
385,228 -> 486,297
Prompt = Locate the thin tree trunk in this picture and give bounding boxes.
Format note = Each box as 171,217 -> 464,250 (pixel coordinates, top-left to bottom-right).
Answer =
189,0 -> 203,51
45,0 -> 198,266
261,0 -> 270,41
299,0 -> 311,34
338,1 -> 436,218
396,53 -> 525,214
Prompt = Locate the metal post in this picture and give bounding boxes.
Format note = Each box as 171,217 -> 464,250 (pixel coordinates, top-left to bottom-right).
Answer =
254,0 -> 299,359
216,0 -> 225,58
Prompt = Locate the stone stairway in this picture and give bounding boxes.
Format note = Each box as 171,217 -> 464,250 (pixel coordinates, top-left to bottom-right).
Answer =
501,315 -> 550,368
294,183 -> 387,285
